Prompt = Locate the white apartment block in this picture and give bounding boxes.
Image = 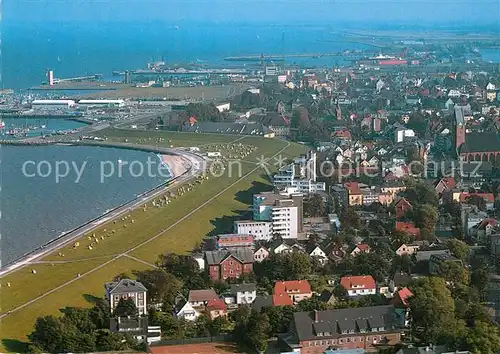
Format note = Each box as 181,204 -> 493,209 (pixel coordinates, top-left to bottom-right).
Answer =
273,151 -> 325,194
252,191 -> 303,239
234,220 -> 273,241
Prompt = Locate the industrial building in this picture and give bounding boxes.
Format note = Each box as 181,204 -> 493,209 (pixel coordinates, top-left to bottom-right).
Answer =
78,99 -> 125,108
31,99 -> 76,110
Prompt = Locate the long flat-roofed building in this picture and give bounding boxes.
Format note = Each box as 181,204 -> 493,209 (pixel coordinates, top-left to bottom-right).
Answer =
31,99 -> 76,110
78,99 -> 125,108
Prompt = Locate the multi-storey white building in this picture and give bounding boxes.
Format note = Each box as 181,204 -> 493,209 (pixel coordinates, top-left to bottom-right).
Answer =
252,191 -> 303,239
234,220 -> 273,241
234,190 -> 304,240
104,279 -> 148,315
273,151 -> 325,194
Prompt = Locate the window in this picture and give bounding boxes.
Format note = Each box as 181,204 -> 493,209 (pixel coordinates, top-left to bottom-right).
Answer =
360,337 -> 364,342
339,339 -> 343,344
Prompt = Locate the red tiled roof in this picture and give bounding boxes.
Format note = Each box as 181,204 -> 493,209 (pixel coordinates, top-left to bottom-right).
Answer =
395,198 -> 412,208
340,275 -> 376,290
459,192 -> 495,203
435,177 -> 456,189
188,289 -> 218,302
355,243 -> 370,252
344,182 -> 361,195
478,218 -> 497,229
333,130 -> 352,139
395,222 -> 421,236
274,280 -> 312,296
272,293 -> 294,306
206,298 -> 227,311
396,287 -> 414,306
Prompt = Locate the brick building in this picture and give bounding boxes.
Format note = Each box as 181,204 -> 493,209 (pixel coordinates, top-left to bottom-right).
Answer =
205,249 -> 254,281
281,305 -> 402,353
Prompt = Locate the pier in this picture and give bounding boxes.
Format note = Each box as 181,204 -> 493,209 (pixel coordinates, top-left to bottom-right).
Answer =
223,52 -> 366,62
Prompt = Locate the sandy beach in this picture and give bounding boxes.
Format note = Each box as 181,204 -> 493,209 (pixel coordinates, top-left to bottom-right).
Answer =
161,154 -> 190,178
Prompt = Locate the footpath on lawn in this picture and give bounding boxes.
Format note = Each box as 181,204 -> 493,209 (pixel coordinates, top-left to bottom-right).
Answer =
0,132 -> 306,352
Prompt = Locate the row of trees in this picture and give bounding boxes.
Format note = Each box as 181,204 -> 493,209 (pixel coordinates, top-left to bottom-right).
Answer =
28,299 -> 139,353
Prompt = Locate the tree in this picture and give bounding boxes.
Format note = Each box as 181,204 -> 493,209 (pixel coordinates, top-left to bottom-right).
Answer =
340,208 -> 361,229
304,193 -> 326,217
414,204 -> 438,236
60,307 -> 97,333
447,239 -> 469,263
409,277 -> 458,344
114,298 -> 138,317
261,305 -> 295,335
29,316 -> 66,353
460,321 -> 500,354
392,255 -> 415,274
465,195 -> 487,211
209,315 -> 232,336
245,312 -> 271,353
135,269 -> 182,311
436,261 -> 469,289
157,253 -> 206,291
403,182 -> 438,206
89,298 -> 111,329
95,330 -> 128,352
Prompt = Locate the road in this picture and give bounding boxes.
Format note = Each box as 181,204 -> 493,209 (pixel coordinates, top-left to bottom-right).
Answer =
0,140 -> 289,320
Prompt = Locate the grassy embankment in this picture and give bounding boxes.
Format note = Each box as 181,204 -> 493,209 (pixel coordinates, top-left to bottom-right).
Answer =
0,130 -> 306,352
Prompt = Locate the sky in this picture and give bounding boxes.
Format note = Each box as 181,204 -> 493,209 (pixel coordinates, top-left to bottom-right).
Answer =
4,0 -> 500,25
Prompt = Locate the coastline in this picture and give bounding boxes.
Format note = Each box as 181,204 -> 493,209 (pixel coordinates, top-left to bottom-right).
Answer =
0,144 -> 203,275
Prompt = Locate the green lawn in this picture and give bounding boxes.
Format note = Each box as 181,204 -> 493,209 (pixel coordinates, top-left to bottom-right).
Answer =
0,257 -> 153,353
98,128 -> 240,148
0,131 -> 307,351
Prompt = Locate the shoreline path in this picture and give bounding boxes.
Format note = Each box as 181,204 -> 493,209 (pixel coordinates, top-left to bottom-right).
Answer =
0,143 -> 205,278
0,139 -> 291,320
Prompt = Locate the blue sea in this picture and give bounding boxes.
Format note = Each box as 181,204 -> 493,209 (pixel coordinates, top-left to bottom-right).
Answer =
3,22 -> 370,90
1,145 -> 169,265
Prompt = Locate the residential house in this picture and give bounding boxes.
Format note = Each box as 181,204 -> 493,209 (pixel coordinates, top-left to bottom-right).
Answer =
104,279 -> 148,315
281,305 -> 402,353
274,280 -> 313,304
206,298 -> 228,320
390,287 -> 414,327
205,249 -> 254,281
349,243 -> 371,257
307,244 -> 329,265
395,198 -> 413,219
340,275 -> 377,297
413,249 -> 451,275
381,181 -> 406,196
253,246 -> 270,262
344,182 -> 363,206
434,177 -> 456,197
473,219 -> 498,243
395,243 -> 420,257
225,283 -> 257,305
459,192 -> 495,211
175,300 -> 201,321
188,289 -> 219,308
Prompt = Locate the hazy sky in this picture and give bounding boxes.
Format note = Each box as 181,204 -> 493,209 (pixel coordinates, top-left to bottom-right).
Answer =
4,0 -> 500,25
